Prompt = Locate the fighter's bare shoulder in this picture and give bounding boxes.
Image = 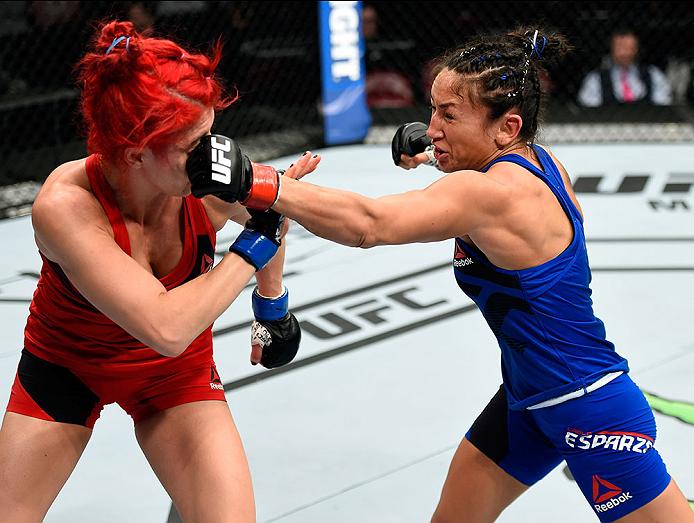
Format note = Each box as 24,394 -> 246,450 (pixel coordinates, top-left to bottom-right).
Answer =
35,158 -> 94,209
32,158 -> 110,257
409,167 -> 514,237
435,167 -> 514,208
534,144 -> 583,216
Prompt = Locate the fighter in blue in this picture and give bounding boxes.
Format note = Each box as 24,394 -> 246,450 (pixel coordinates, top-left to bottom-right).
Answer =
188,27 -> 694,522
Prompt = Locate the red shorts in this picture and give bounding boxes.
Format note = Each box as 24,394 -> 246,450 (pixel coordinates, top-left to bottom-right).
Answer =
6,349 -> 227,428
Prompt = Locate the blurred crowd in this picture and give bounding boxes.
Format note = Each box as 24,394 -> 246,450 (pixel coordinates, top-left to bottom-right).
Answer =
1,2 -> 693,111
0,1 -> 319,104
361,3 -> 694,109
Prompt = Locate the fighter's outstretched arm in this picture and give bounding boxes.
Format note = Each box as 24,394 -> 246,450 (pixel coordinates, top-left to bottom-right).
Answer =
274,164 -> 512,248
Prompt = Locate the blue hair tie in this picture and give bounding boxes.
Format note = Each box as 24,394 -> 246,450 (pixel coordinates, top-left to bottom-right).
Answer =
529,31 -> 547,59
105,36 -> 131,55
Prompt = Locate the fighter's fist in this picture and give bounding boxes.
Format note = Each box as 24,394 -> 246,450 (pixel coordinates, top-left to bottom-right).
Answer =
186,134 -> 280,210
391,122 -> 434,167
250,287 -> 301,369
229,208 -> 285,271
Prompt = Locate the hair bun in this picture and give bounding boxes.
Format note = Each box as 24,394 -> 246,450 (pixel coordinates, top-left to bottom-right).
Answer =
508,27 -> 572,66
96,21 -> 138,54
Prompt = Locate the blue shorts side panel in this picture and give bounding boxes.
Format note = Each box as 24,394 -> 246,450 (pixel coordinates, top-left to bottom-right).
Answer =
465,385 -> 563,486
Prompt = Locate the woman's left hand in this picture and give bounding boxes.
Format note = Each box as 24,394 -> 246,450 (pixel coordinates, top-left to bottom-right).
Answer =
398,151 -> 431,170
283,151 -> 321,180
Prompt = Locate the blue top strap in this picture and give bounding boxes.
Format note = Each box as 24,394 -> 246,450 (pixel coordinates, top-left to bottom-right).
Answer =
481,145 -> 582,223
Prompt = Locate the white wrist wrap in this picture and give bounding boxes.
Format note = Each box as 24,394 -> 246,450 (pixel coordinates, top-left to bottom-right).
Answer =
424,145 -> 439,168
251,321 -> 273,348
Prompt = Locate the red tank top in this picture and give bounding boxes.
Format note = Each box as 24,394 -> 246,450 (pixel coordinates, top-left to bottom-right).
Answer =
24,155 -> 218,376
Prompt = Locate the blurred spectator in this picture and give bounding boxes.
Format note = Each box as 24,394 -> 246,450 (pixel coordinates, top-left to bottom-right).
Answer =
126,2 -> 156,33
362,4 -> 415,108
577,28 -> 672,107
365,71 -> 415,108
362,3 -> 378,40
29,1 -> 79,27
665,55 -> 694,105
157,1 -> 206,17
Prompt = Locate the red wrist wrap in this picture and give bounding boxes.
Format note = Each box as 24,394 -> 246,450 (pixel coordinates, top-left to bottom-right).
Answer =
243,163 -> 280,210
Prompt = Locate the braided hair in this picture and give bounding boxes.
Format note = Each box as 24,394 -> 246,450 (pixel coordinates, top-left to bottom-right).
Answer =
76,20 -> 233,168
434,28 -> 571,143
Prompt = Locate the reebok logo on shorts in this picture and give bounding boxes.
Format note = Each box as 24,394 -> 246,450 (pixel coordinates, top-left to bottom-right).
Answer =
209,366 -> 224,391
453,243 -> 474,268
592,475 -> 633,513
565,428 -> 654,454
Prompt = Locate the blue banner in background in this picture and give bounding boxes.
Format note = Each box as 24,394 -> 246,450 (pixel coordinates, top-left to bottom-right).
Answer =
319,1 -> 371,145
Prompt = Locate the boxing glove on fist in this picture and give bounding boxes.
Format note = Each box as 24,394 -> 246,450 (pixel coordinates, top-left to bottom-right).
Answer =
186,134 -> 280,210
229,208 -> 285,271
251,287 -> 301,369
391,122 -> 433,166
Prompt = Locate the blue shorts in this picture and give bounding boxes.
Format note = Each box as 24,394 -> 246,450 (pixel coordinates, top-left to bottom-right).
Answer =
466,374 -> 670,522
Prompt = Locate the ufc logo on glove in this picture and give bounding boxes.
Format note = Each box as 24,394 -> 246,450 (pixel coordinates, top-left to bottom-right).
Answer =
186,133 -> 281,210
210,136 -> 232,184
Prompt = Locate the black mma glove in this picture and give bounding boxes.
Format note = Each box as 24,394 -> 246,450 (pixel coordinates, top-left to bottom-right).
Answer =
186,134 -> 281,210
391,122 -> 437,167
251,287 -> 301,369
229,208 -> 285,271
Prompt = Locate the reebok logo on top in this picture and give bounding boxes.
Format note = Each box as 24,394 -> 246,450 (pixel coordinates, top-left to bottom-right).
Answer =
454,242 -> 474,268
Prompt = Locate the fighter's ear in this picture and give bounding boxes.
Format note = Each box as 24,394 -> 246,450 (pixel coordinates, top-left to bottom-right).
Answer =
495,112 -> 523,148
124,147 -> 145,168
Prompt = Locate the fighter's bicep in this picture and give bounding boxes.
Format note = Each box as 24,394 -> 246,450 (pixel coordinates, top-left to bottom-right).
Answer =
58,237 -> 174,346
372,172 -> 506,244
33,193 -> 169,342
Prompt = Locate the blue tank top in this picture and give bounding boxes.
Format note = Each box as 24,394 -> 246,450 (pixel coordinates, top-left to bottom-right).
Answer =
453,145 -> 629,410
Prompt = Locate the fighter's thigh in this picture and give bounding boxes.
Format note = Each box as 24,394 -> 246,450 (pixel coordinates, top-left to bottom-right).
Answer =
615,479 -> 694,522
432,386 -> 562,523
135,401 -> 254,523
432,438 -> 529,523
0,412 -> 91,522
1,350 -> 99,521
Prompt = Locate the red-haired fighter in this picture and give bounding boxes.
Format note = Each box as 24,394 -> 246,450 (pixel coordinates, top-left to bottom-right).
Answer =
0,20 -> 310,522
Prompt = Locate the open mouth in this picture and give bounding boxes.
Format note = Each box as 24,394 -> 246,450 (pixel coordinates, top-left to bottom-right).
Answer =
434,146 -> 448,159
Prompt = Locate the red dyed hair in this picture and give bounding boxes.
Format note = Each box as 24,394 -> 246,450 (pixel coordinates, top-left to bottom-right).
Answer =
76,20 -> 233,166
